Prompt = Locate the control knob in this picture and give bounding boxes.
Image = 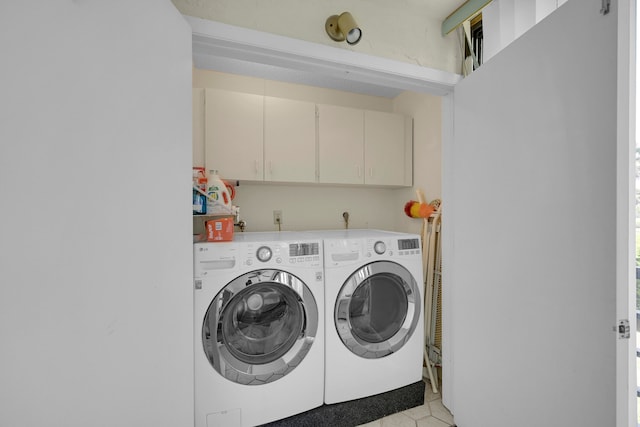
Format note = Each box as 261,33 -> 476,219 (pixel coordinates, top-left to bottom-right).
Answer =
256,246 -> 272,262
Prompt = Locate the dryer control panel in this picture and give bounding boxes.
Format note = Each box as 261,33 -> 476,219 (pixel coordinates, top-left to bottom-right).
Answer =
395,238 -> 421,258
364,237 -> 421,259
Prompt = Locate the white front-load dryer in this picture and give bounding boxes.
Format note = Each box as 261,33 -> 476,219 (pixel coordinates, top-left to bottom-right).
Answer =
193,232 -> 324,427
319,229 -> 424,404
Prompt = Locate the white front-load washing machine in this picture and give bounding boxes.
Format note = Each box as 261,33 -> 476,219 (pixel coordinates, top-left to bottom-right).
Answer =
193,232 -> 324,427
319,229 -> 424,404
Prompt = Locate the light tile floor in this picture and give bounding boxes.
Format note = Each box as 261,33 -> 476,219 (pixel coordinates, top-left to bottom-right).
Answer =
357,381 -> 454,427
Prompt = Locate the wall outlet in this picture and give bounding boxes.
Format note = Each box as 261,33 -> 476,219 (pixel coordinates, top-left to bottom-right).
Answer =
273,210 -> 283,225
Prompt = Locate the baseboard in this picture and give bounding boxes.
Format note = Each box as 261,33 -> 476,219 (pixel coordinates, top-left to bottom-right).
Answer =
261,380 -> 426,427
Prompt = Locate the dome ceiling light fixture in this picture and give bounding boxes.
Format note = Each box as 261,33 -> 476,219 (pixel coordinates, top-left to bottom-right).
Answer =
325,12 -> 362,45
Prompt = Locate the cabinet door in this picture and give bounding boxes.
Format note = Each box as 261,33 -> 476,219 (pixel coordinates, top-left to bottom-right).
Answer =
205,89 -> 263,181
318,104 -> 364,184
364,111 -> 408,186
264,97 -> 316,183
192,88 -> 205,168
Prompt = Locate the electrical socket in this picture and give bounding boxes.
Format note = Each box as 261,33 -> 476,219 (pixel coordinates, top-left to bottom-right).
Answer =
273,210 -> 283,225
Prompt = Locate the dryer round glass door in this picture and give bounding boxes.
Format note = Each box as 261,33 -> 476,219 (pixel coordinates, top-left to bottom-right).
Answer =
334,261 -> 420,359
202,269 -> 318,385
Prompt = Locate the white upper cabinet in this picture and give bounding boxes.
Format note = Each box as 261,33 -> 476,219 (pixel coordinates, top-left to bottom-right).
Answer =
203,91 -> 412,187
318,104 -> 412,186
364,111 -> 412,186
264,97 -> 317,183
193,88 -> 205,168
205,88 -> 264,181
318,104 -> 365,185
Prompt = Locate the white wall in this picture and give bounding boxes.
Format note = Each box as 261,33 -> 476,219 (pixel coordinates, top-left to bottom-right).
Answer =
192,69 -> 442,234
393,92 -> 443,234
172,0 -> 463,75
0,2 -> 193,426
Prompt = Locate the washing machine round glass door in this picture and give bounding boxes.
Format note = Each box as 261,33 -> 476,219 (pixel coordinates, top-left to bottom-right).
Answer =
202,269 -> 318,385
334,260 -> 420,359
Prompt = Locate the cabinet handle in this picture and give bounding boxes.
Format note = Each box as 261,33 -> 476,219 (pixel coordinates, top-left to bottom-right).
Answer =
369,167 -> 373,177
269,161 -> 273,174
356,166 -> 361,177
254,160 -> 258,173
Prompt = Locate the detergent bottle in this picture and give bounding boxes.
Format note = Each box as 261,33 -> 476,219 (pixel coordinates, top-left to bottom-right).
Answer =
192,167 -> 208,214
206,170 -> 233,214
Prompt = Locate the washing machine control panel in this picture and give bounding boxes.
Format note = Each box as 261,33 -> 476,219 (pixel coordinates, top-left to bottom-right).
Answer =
373,241 -> 386,255
244,241 -> 322,267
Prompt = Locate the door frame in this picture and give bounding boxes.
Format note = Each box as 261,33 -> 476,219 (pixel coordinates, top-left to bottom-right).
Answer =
182,4 -> 636,424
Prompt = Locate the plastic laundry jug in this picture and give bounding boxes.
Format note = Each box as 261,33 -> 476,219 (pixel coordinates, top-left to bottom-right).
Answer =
192,167 -> 208,214
206,170 -> 233,214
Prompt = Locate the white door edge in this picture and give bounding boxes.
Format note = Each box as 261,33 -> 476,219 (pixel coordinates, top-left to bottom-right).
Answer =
616,1 -> 636,426
441,91 -> 455,413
